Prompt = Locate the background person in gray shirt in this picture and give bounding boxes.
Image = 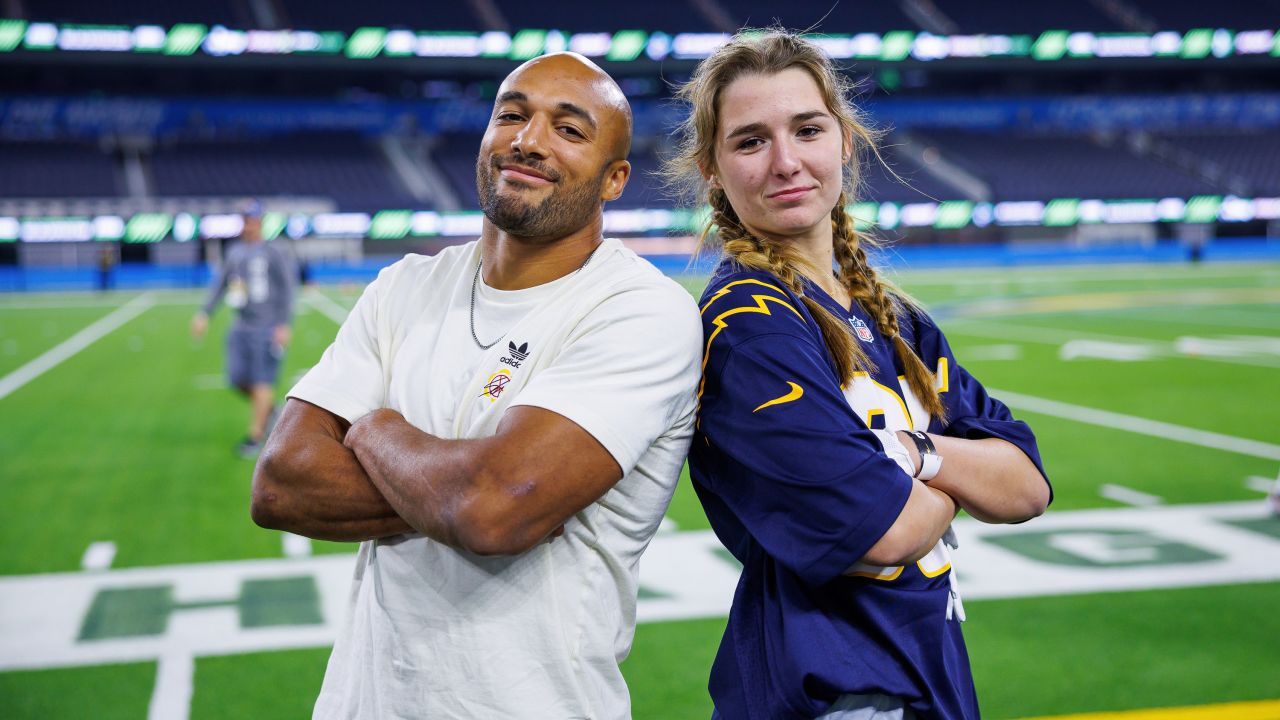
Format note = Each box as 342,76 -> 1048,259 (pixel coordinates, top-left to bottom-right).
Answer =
191,206 -> 298,457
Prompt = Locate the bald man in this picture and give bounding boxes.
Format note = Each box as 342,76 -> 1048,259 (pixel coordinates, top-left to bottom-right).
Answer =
250,54 -> 702,719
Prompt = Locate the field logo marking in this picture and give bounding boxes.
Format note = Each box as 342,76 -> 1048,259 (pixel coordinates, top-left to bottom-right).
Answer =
81,542 -> 117,571
1,501 -> 1278,675
282,533 -> 312,558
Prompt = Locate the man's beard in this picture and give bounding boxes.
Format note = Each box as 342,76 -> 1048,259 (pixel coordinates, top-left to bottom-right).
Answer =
477,154 -> 605,239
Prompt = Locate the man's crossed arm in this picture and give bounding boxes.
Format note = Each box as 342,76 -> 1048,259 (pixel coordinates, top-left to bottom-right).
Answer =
251,398 -> 622,555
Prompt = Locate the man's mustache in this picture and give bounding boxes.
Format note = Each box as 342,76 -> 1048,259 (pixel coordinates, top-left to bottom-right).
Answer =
490,153 -> 562,183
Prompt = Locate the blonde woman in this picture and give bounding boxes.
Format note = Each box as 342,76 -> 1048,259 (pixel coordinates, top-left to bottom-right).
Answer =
667,30 -> 1052,720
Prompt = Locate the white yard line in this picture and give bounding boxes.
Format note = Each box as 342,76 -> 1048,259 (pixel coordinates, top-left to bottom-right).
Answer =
0,293 -> 198,311
147,651 -> 194,720
0,292 -> 156,401
282,533 -> 312,558
899,263 -> 1279,286
945,319 -> 1162,346
961,344 -> 1023,361
991,388 -> 1280,461
80,542 -> 117,571
1095,307 -> 1280,333
1099,484 -> 1164,507
947,320 -> 1280,368
303,291 -> 351,325
193,374 -> 225,391
0,299 -> 133,311
1245,476 -> 1278,494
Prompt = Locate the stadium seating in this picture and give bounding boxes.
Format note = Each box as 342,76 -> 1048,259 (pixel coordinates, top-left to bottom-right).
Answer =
1155,130 -> 1280,195
911,130 -> 1221,200
0,141 -> 122,198
723,0 -> 919,35
149,133 -> 419,209
278,0 -> 483,32
1124,0 -> 1280,31
860,140 -> 965,204
433,133 -> 484,210
610,148 -> 668,210
29,0 -> 241,27
491,1 -> 719,34
927,0 -> 1123,34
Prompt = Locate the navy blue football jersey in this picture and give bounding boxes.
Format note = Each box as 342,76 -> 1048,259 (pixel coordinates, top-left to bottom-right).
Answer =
690,263 -> 1049,720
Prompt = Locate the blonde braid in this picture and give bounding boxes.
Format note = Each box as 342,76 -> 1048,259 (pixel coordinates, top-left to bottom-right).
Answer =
709,189 -> 871,385
831,199 -> 947,423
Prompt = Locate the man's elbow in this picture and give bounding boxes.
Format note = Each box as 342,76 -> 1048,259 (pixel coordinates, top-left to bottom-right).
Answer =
250,449 -> 294,531
455,525 -> 536,557
449,465 -> 550,556
450,500 -> 545,556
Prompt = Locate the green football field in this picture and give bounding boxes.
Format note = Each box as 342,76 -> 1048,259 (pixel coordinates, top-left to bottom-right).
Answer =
1,260 -> 1279,719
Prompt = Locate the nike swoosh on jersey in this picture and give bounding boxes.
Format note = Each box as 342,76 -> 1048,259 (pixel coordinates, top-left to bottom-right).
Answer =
753,381 -> 804,412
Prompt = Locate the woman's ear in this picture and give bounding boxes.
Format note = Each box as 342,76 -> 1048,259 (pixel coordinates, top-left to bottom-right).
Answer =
699,161 -> 720,189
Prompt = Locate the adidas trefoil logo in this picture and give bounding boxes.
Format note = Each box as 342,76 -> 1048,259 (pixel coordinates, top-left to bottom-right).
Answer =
500,341 -> 530,368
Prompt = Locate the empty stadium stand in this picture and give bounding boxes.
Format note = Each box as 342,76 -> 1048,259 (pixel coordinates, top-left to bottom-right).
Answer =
30,0 -> 241,27
491,0 -> 719,34
0,142 -> 122,199
1154,130 -> 1280,195
927,0 -> 1123,34
278,0 -> 484,32
911,130 -> 1223,200
149,133 -> 418,209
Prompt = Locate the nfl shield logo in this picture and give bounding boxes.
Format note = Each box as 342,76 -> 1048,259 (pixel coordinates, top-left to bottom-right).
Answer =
850,317 -> 874,343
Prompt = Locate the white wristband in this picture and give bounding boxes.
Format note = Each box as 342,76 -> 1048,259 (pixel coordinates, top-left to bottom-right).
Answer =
917,451 -> 943,481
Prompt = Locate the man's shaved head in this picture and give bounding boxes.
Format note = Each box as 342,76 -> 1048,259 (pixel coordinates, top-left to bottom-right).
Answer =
500,52 -> 633,161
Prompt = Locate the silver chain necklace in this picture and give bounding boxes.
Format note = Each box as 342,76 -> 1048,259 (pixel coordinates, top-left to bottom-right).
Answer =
469,243 -> 601,350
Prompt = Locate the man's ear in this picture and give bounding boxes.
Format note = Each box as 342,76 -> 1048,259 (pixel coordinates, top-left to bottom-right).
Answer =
601,159 -> 631,202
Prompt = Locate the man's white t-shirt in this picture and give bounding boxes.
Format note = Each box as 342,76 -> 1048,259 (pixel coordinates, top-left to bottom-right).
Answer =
289,238 -> 702,719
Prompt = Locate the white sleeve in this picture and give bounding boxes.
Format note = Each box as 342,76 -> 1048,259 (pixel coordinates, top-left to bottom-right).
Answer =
509,282 -> 702,474
287,270 -> 387,424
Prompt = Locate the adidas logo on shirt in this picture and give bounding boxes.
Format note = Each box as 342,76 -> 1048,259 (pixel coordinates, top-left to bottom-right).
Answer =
500,341 -> 530,368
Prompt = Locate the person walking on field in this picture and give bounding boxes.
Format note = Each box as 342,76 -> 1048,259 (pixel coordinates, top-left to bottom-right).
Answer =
191,203 -> 297,458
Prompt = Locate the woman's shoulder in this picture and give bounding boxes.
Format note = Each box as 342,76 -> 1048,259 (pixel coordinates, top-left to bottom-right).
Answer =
700,263 -> 799,303
698,263 -> 816,348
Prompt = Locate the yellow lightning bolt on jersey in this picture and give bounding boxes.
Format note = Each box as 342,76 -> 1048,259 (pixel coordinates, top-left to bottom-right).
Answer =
698,280 -> 803,400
